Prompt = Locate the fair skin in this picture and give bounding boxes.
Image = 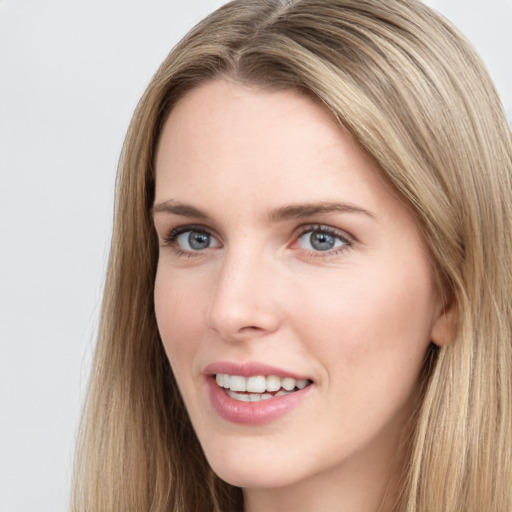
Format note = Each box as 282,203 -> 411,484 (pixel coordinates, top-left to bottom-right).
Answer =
153,79 -> 450,512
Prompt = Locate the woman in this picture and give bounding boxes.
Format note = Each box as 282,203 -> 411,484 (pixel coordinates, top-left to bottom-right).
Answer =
72,1 -> 512,511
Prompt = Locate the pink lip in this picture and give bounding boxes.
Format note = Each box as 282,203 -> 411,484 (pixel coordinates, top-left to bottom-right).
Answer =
204,361 -> 310,380
203,361 -> 313,425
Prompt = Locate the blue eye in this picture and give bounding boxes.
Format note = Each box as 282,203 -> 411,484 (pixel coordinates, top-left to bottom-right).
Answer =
167,227 -> 220,252
297,227 -> 349,252
177,231 -> 211,250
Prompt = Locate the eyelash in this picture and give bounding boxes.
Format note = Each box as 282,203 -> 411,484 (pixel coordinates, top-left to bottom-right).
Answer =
161,223 -> 353,259
163,224 -> 217,258
294,224 -> 353,258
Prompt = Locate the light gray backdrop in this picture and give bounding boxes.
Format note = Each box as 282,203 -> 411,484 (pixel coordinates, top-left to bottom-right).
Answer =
1,1 -> 510,511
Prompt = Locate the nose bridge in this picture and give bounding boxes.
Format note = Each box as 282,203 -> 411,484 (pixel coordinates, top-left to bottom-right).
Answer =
207,243 -> 280,339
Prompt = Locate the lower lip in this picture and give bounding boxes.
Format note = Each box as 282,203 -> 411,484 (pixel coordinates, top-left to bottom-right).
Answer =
206,377 -> 312,425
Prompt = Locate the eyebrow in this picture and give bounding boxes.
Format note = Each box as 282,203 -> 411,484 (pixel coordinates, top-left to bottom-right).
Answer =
152,201 -> 209,218
152,200 -> 375,221
268,201 -> 375,222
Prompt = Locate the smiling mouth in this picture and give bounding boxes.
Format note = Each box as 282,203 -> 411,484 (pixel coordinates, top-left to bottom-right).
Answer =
215,373 -> 312,402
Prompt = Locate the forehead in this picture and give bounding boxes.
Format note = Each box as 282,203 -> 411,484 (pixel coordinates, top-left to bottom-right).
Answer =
156,80 -> 346,176
154,79 -> 404,224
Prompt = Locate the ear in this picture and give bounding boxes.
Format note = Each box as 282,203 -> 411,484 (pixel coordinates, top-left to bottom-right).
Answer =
431,299 -> 457,347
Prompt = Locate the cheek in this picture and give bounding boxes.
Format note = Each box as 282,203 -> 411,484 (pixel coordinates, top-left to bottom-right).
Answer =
154,267 -> 207,375
292,257 -> 436,391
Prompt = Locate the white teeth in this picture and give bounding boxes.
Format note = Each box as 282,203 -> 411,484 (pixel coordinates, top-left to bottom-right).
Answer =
216,373 -> 310,395
297,379 -> 308,389
229,375 -> 246,392
281,377 -> 296,391
227,390 -> 250,402
227,390 -> 292,402
266,375 -> 281,392
247,375 -> 267,393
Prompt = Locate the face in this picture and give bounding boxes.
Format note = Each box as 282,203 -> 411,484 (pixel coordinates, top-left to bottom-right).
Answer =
153,80 -> 448,496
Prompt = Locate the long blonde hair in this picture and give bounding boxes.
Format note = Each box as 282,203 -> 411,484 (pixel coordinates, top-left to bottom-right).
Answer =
72,1 -> 512,510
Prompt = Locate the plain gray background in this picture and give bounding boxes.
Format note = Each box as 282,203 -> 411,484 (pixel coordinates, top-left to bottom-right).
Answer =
1,1 -> 510,511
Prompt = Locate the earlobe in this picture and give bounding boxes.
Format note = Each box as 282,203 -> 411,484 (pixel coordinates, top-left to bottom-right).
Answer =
431,301 -> 457,346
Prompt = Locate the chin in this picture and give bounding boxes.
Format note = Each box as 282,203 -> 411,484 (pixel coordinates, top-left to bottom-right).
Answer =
205,444 -> 305,489
213,465 -> 296,489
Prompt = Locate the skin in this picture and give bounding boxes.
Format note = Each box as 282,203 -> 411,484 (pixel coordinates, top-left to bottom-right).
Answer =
153,79 -> 451,512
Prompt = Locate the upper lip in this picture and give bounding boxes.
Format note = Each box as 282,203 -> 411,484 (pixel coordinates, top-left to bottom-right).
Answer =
204,361 -> 312,381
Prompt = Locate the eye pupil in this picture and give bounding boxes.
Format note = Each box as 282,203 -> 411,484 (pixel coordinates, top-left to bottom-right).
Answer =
188,231 -> 210,250
310,231 -> 335,251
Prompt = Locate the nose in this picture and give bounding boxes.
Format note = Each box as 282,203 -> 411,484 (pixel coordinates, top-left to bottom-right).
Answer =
206,248 -> 281,341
